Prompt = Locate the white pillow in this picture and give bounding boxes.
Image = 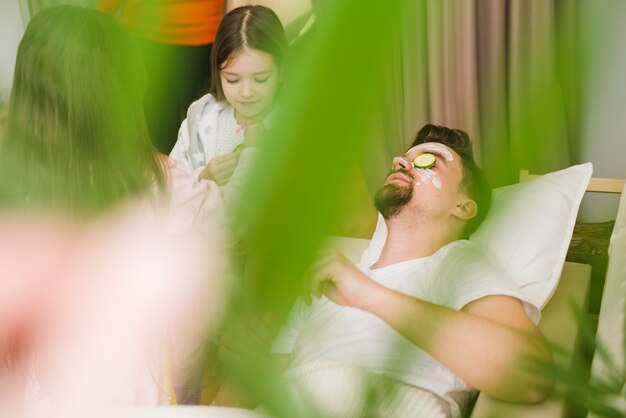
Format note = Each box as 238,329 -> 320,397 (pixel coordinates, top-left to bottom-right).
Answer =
360,163 -> 593,309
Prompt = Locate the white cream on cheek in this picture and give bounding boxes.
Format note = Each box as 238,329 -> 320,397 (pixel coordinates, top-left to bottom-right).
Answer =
428,169 -> 442,189
407,168 -> 441,189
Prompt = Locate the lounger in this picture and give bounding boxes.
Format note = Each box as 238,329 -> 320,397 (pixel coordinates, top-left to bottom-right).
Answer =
470,176 -> 624,418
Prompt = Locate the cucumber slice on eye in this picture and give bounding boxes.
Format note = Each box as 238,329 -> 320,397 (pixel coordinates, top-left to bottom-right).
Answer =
413,153 -> 436,169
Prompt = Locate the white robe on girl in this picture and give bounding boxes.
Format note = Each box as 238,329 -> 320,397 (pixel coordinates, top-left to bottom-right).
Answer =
169,94 -> 260,206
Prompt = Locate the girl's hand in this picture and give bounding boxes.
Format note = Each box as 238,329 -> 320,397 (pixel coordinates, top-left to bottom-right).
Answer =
199,151 -> 240,185
243,123 -> 266,147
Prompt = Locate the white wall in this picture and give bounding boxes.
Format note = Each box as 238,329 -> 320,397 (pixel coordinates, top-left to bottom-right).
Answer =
227,0 -> 312,27
578,0 -> 626,222
0,1 -> 27,104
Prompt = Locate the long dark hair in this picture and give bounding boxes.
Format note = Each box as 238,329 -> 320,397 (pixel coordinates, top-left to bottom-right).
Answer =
0,6 -> 162,215
209,5 -> 288,101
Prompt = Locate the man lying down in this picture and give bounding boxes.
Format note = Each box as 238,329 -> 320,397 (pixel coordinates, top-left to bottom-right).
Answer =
216,124 -> 554,418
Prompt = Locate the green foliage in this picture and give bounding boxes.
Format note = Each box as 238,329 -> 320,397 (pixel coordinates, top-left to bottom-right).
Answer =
215,1 -> 407,415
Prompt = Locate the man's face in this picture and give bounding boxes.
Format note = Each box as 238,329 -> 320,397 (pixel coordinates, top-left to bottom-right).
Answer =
374,142 -> 465,219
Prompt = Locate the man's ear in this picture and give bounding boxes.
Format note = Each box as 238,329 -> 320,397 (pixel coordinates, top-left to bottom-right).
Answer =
453,196 -> 478,220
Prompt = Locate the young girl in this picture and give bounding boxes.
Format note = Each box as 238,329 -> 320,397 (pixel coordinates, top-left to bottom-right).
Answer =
169,5 -> 288,190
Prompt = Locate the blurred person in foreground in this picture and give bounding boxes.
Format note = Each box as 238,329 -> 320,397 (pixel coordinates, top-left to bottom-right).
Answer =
218,125 -> 554,418
0,6 -> 227,416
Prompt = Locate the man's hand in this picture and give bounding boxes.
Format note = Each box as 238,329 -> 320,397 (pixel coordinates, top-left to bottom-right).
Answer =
199,151 -> 241,185
307,249 -> 380,309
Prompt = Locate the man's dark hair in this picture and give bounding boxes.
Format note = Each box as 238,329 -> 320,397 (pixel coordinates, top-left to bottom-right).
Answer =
411,124 -> 491,237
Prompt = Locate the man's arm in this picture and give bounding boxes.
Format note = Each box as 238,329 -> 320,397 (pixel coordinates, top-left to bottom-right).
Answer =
310,249 -> 554,403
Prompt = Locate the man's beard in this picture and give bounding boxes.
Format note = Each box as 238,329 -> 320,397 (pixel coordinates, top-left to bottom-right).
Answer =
374,175 -> 413,219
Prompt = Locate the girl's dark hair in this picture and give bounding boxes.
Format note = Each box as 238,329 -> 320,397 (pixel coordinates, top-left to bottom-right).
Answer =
411,124 -> 492,237
0,6 -> 162,215
209,5 -> 288,101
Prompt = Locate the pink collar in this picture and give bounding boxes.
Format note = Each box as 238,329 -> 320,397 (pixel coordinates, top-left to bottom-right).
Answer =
235,118 -> 254,134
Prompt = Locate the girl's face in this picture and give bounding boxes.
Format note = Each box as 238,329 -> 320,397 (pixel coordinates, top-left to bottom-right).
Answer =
220,48 -> 279,121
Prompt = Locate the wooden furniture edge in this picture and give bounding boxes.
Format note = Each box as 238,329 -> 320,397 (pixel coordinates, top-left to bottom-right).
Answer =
519,170 -> 624,194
